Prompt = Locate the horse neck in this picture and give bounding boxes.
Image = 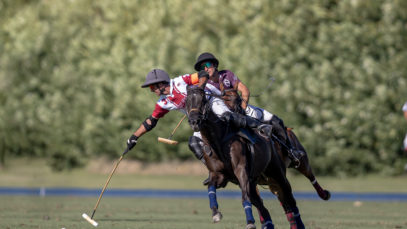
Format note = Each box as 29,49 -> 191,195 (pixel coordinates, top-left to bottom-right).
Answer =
200,112 -> 229,156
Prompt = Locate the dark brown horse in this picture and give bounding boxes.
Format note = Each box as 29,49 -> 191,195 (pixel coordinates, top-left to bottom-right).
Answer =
222,89 -> 331,201
185,86 -> 304,229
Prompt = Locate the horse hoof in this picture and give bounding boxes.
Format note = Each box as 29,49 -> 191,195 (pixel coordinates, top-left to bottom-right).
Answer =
212,212 -> 223,223
322,190 -> 331,201
246,223 -> 256,229
261,221 -> 274,229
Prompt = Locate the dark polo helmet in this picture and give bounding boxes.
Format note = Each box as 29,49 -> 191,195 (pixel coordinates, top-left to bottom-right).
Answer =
141,69 -> 170,88
194,52 -> 219,71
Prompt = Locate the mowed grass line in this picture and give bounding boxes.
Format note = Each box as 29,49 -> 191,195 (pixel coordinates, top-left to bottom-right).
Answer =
0,196 -> 406,229
1,157 -> 407,192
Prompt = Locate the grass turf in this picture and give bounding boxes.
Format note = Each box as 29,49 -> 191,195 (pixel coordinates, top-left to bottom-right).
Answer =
1,157 -> 407,192
0,196 -> 406,229
1,158 -> 407,228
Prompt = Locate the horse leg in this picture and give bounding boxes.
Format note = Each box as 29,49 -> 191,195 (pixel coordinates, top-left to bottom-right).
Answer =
287,130 -> 331,201
308,174 -> 331,201
241,192 -> 256,229
295,154 -> 331,201
238,177 -> 256,229
250,184 -> 274,229
266,175 -> 305,229
265,147 -> 305,229
206,171 -> 225,223
231,149 -> 256,229
294,155 -> 331,200
208,184 -> 223,223
254,186 -> 266,224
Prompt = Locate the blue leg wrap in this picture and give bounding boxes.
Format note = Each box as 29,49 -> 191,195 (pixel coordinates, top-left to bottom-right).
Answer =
243,200 -> 255,224
293,206 -> 305,229
208,185 -> 218,209
293,206 -> 299,214
262,220 -> 274,229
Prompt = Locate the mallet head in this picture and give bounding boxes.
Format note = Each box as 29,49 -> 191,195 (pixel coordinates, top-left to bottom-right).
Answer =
157,137 -> 178,145
82,213 -> 98,227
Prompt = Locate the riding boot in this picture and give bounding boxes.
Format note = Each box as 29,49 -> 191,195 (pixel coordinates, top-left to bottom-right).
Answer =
224,112 -> 272,137
189,136 -> 211,185
269,115 -> 304,168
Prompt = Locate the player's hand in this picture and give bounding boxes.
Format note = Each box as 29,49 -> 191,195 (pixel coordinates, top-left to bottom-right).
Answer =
127,135 -> 138,150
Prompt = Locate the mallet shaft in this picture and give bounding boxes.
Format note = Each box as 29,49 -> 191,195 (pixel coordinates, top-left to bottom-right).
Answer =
91,154 -> 124,218
169,114 -> 186,139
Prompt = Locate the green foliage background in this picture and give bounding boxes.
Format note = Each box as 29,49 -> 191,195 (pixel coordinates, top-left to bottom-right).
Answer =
1,0 -> 406,175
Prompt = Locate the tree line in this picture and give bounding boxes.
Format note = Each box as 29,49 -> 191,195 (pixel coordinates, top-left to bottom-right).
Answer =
1,0 -> 406,175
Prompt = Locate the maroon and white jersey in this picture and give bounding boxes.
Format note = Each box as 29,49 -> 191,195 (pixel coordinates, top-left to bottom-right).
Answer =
207,69 -> 274,122
205,70 -> 241,91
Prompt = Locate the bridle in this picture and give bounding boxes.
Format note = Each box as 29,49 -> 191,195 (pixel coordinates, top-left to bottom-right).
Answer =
186,87 -> 210,121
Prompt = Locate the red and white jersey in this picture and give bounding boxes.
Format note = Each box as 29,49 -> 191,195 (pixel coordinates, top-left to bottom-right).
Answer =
152,73 -> 198,119
151,73 -> 222,119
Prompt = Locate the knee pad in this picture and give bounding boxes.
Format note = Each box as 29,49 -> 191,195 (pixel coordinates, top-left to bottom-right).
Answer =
188,136 -> 204,160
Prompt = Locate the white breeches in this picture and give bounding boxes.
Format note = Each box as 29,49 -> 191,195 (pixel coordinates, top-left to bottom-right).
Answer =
193,97 -> 274,139
209,96 -> 232,118
245,105 -> 274,122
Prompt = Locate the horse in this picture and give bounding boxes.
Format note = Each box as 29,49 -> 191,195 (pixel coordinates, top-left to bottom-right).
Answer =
185,86 -> 305,229
221,89 -> 331,201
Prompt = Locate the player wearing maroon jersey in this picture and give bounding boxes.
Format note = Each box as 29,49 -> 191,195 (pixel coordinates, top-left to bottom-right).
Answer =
193,52 -> 304,168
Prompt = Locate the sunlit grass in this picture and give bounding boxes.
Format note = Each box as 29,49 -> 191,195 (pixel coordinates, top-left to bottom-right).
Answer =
0,196 -> 406,229
1,157 -> 407,193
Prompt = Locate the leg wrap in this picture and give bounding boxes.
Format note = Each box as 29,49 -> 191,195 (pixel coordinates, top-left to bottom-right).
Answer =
292,206 -> 305,229
243,200 -> 255,224
208,185 -> 218,209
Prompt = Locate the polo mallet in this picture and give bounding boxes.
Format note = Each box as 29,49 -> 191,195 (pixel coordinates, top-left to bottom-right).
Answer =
157,114 -> 186,145
82,148 -> 128,227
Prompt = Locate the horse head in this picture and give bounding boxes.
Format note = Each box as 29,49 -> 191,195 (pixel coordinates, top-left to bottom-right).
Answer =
186,86 -> 207,132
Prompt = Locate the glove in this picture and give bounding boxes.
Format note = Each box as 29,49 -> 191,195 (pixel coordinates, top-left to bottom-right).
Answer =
127,135 -> 138,150
198,70 -> 209,79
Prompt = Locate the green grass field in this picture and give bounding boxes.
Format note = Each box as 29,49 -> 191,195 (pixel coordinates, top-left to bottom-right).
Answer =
1,157 -> 407,192
0,196 -> 406,229
1,158 -> 407,228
